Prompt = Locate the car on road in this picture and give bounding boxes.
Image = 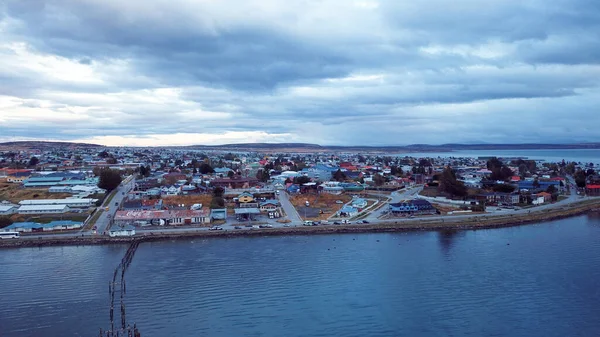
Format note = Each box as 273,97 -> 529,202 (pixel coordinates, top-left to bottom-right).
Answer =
115,202 -> 118,206
234,226 -> 243,229
335,200 -> 343,204
209,226 -> 223,230
283,224 -> 291,227
362,220 -> 370,224
333,221 -> 341,225
245,224 -> 253,228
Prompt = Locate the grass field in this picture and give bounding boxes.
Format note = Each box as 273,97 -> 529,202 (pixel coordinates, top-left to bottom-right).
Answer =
0,179 -> 71,203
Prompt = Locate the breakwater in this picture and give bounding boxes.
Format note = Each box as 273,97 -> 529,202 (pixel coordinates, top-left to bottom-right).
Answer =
2,200 -> 600,249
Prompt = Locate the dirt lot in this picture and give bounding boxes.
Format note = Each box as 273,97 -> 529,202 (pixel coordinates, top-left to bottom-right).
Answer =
0,179 -> 72,203
430,203 -> 460,215
162,195 -> 213,207
290,193 -> 353,220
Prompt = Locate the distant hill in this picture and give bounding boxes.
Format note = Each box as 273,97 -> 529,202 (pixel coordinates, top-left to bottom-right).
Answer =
1,140 -> 600,152
0,141 -> 103,150
184,142 -> 600,152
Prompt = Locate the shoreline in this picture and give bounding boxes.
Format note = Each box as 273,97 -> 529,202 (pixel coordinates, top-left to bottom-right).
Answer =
2,199 -> 600,249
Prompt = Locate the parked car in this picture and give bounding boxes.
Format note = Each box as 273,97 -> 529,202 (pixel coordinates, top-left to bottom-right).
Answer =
335,200 -> 343,204
234,226 -> 243,229
333,221 -> 341,225
283,224 -> 291,227
209,226 -> 223,231
362,220 -> 370,224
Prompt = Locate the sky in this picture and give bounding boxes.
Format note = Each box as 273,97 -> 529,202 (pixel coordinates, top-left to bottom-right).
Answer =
1,0 -> 600,147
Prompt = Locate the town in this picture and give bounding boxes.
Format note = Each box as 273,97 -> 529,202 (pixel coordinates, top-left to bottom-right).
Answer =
1,143 -> 599,240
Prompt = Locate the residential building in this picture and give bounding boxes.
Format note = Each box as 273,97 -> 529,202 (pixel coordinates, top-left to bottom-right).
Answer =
19,198 -> 97,208
18,205 -> 70,214
0,205 -> 17,215
109,225 -> 136,237
259,200 -> 280,212
113,209 -> 211,226
3,220 -> 83,232
389,199 -> 436,215
586,184 -> 600,196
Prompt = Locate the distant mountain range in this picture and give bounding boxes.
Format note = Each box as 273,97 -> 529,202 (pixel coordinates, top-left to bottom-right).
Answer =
1,141 -> 600,152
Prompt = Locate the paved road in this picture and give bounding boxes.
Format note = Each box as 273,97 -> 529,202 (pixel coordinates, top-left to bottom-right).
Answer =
277,191 -> 303,225
92,175 -> 136,235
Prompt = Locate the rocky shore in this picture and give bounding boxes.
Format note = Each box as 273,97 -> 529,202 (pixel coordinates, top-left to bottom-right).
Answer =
2,200 -> 600,249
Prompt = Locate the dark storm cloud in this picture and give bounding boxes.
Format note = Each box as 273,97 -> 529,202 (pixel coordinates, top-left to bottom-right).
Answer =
1,0 -> 600,145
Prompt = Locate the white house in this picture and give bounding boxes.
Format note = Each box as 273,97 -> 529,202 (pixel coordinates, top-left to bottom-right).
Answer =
109,225 -> 136,237
321,181 -> 344,195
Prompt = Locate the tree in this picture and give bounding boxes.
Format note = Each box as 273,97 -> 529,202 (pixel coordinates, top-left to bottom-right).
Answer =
106,157 -> 117,164
139,166 -> 147,177
0,216 -> 13,229
390,165 -> 403,176
227,170 -> 235,178
210,197 -> 225,209
98,169 -> 122,192
199,163 -> 215,174
28,156 -> 39,167
565,162 -> 577,175
98,151 -> 110,158
294,176 -> 311,185
256,169 -> 270,182
492,184 -> 516,193
212,186 -> 225,198
546,185 -> 557,194
333,169 -> 346,182
575,170 -> 587,188
439,166 -> 468,197
373,173 -> 385,186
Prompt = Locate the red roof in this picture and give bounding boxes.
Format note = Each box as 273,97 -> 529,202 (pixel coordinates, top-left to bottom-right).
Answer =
550,177 -> 565,181
511,176 -> 521,181
586,185 -> 600,189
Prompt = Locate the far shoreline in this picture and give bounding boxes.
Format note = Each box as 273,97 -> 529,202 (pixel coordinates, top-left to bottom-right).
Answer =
2,199 -> 600,249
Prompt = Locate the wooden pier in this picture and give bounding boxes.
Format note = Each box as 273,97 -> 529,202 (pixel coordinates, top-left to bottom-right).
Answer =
99,240 -> 141,337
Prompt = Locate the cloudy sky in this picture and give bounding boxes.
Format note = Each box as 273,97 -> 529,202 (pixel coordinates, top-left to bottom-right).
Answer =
1,0 -> 599,146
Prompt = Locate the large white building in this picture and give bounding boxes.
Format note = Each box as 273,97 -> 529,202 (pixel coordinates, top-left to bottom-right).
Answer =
0,205 -> 17,216
18,205 -> 70,214
19,198 -> 97,208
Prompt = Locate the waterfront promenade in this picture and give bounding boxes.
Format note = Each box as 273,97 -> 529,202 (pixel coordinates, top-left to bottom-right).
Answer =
2,196 -> 600,249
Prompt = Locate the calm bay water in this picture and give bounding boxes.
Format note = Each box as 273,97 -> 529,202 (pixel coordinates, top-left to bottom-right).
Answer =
395,148 -> 600,164
2,215 -> 600,337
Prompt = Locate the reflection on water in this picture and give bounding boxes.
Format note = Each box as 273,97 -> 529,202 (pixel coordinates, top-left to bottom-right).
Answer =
437,229 -> 466,255
1,216 -> 600,337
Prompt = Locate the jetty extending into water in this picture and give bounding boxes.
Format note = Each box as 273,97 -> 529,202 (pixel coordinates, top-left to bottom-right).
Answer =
99,240 -> 142,337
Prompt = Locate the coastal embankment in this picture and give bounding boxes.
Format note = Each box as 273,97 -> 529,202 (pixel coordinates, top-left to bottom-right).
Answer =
2,199 -> 600,249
